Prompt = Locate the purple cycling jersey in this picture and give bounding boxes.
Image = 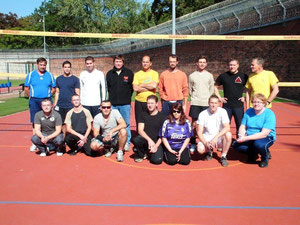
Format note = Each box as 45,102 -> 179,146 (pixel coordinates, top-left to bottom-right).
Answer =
159,119 -> 193,150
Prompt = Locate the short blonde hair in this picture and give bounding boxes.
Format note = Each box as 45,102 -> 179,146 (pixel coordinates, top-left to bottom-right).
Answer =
252,93 -> 267,106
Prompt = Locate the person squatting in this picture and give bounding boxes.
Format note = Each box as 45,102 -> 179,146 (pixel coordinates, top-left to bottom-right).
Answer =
27,55 -> 279,168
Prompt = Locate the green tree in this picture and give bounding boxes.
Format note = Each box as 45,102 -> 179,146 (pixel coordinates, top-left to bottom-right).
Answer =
151,0 -> 225,24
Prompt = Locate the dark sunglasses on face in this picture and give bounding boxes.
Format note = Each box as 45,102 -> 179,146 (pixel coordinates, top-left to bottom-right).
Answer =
102,106 -> 111,109
173,110 -> 181,114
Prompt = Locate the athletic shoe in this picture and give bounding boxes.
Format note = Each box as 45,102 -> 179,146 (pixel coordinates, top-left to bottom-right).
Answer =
56,152 -> 63,157
104,148 -> 114,158
190,144 -> 196,154
116,150 -> 124,162
124,143 -> 130,152
259,160 -> 268,168
220,156 -> 229,167
205,151 -> 213,161
40,152 -> 47,157
134,154 -> 147,163
30,144 -> 37,152
68,150 -> 78,156
217,148 -> 222,152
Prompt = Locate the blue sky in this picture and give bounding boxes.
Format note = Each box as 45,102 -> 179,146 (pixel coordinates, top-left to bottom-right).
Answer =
0,0 -> 43,18
0,0 -> 150,18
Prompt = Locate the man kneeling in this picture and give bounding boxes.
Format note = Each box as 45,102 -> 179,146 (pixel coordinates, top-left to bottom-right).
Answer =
31,98 -> 64,157
196,95 -> 232,166
90,100 -> 127,162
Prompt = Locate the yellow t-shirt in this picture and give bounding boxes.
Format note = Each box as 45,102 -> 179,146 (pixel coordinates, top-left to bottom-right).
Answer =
245,70 -> 279,108
133,69 -> 159,102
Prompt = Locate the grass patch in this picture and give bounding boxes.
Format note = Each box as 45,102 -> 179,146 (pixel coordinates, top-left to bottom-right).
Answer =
0,97 -> 29,117
0,79 -> 25,87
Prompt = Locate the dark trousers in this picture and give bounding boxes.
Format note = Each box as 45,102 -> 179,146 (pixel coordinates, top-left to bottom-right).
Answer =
163,145 -> 191,165
65,133 -> 93,156
83,105 -> 100,118
134,100 -> 148,130
161,100 -> 183,116
131,135 -> 163,165
233,137 -> 274,161
223,107 -> 244,137
31,133 -> 64,153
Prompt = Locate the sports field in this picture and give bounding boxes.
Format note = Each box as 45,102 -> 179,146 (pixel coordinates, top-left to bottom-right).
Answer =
0,102 -> 299,225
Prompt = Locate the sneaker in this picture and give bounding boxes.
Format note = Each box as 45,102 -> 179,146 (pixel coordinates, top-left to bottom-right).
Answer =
40,152 -> 47,157
259,160 -> 268,168
56,152 -> 63,157
190,144 -> 196,154
134,154 -> 147,163
104,148 -> 114,158
68,150 -> 78,156
124,143 -> 130,152
220,156 -> 229,167
217,148 -> 222,152
30,144 -> 37,152
205,151 -> 213,161
116,150 -> 124,162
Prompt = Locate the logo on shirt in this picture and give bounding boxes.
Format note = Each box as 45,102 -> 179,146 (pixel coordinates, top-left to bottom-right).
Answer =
235,77 -> 242,83
123,76 -> 128,82
50,116 -> 55,122
171,133 -> 185,139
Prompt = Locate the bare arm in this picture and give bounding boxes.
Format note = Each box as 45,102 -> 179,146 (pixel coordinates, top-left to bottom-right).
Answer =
133,81 -> 157,92
267,83 -> 279,103
214,85 -> 227,103
75,88 -> 80,95
24,86 -> 30,97
53,88 -> 60,107
238,128 -> 271,143
246,88 -> 251,109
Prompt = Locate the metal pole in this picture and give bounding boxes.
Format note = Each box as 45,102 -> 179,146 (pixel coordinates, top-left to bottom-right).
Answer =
172,0 -> 176,54
43,0 -> 46,57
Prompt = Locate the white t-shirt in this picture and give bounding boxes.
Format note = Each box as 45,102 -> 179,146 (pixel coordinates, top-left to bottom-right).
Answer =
197,107 -> 229,140
80,69 -> 106,106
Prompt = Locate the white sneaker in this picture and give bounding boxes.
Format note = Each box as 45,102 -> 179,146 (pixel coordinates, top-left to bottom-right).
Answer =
56,152 -> 63,157
116,150 -> 124,162
104,148 -> 114,158
124,143 -> 130,152
40,152 -> 47,157
217,148 -> 223,152
30,144 -> 37,152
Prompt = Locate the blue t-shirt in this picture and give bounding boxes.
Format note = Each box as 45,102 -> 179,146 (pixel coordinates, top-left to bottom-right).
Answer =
56,75 -> 80,108
242,108 -> 276,140
25,70 -> 56,98
159,119 -> 193,150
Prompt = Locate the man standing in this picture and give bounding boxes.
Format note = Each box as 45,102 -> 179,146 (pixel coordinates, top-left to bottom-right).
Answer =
90,101 -> 127,162
214,59 -> 248,138
24,57 -> 56,152
80,56 -> 107,118
188,56 -> 214,151
133,55 -> 159,129
31,99 -> 64,157
106,55 -> 134,151
158,54 -> 189,116
54,61 -> 80,134
131,95 -> 165,164
64,94 -> 93,156
246,57 -> 279,108
196,95 -> 232,167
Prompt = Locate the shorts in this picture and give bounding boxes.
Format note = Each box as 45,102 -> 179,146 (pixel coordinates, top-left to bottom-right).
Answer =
189,105 -> 208,119
29,97 -> 52,123
54,106 -> 72,123
198,135 -> 223,149
94,133 -> 119,147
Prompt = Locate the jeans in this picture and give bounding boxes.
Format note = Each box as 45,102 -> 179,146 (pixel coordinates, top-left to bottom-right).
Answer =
131,135 -> 163,165
233,136 -> 274,161
112,104 -> 131,144
223,107 -> 244,137
161,100 -> 183,116
31,133 -> 64,153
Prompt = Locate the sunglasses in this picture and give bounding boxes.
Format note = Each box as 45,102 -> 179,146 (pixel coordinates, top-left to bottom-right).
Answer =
172,110 -> 181,114
102,106 -> 111,109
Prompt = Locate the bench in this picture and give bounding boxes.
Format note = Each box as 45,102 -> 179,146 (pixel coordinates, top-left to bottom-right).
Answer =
0,82 -> 12,94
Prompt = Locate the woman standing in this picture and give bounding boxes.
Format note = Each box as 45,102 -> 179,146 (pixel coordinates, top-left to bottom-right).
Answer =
159,103 -> 193,165
233,93 -> 276,168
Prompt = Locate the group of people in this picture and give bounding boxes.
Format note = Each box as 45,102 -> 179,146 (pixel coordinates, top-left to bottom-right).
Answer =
24,54 -> 279,168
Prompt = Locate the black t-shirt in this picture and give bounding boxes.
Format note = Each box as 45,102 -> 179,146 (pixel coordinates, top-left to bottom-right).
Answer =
215,71 -> 248,108
71,111 -> 88,135
138,111 -> 166,142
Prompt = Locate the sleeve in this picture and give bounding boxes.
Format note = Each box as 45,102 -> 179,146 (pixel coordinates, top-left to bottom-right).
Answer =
50,72 -> 56,88
182,72 -> 189,97
83,108 -> 93,124
243,73 -> 248,86
132,72 -> 139,85
74,76 -> 80,89
186,120 -> 193,138
269,71 -> 279,86
245,77 -> 251,89
263,110 -> 276,130
209,73 -> 215,95
64,110 -> 72,125
215,74 -> 222,86
197,111 -> 205,125
159,120 -> 168,138
93,115 -> 101,129
153,71 -> 159,83
34,113 -> 41,125
24,73 -> 31,87
241,109 -> 251,125
56,77 -> 60,89
188,74 -> 193,95
55,112 -> 62,126
221,109 -> 230,124
137,112 -> 146,124
113,110 -> 123,121
158,72 -> 164,99
100,72 -> 107,101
